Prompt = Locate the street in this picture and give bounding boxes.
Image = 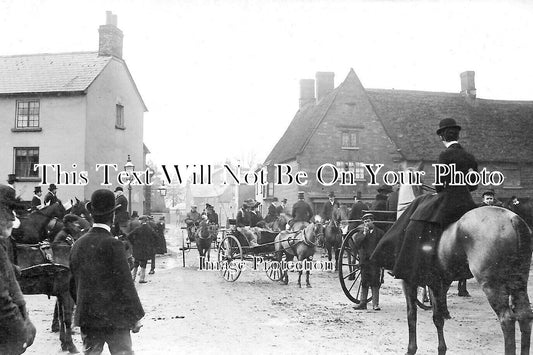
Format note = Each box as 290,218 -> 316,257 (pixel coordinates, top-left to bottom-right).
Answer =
25,225 -> 518,354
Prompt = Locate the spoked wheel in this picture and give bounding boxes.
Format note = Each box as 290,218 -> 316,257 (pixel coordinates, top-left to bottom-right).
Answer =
416,285 -> 432,310
217,234 -> 244,282
338,232 -> 372,304
265,253 -> 285,281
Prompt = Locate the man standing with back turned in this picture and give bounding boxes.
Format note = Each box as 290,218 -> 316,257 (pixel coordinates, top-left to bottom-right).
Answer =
70,189 -> 144,354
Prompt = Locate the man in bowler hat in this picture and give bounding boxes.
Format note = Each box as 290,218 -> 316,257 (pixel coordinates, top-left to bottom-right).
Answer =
291,192 -> 314,230
44,183 -> 59,206
70,189 -> 144,354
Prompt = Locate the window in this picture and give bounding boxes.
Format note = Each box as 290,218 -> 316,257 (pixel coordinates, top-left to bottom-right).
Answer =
116,104 -> 125,128
502,168 -> 521,188
341,130 -> 359,149
16,100 -> 40,128
336,161 -> 365,180
14,147 -> 39,178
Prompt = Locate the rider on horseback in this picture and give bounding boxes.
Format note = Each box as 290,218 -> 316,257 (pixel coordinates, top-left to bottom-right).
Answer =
321,191 -> 340,224
290,192 -> 314,231
372,118 -> 478,284
185,205 -> 202,242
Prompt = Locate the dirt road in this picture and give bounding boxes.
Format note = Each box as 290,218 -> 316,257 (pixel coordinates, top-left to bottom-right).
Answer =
23,226 -> 519,354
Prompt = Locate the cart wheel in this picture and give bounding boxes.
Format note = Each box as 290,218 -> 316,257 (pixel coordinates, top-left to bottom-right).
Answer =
416,285 -> 432,310
265,253 -> 285,281
338,232 -> 372,304
218,234 -> 244,282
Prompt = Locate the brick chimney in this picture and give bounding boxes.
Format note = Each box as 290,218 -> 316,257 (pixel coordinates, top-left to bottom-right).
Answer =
315,72 -> 335,102
299,79 -> 316,108
460,71 -> 476,99
98,11 -> 123,59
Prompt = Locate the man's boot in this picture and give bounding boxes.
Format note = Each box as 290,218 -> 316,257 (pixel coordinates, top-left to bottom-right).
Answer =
131,267 -> 138,281
353,287 -> 368,310
139,268 -> 147,283
372,286 -> 381,310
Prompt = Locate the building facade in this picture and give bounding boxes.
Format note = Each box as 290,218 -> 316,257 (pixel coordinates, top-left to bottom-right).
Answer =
262,69 -> 533,213
0,12 -> 147,213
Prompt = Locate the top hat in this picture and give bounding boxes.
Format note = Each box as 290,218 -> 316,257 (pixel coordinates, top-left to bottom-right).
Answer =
362,213 -> 375,221
281,198 -> 287,203
34,186 -> 42,193
7,174 -> 17,184
114,186 -> 123,192
436,118 -> 461,135
131,211 -> 139,218
297,192 -> 305,198
377,185 -> 393,194
49,184 -> 58,191
272,197 -> 279,202
328,191 -> 335,198
86,189 -> 119,216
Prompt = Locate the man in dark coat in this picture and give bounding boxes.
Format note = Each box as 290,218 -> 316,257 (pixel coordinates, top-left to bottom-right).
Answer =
0,199 -> 36,354
185,206 -> 202,242
128,216 -> 158,283
113,186 -> 129,236
154,216 -> 167,255
70,189 -> 144,354
372,118 -> 478,284
371,185 -> 392,211
44,183 -> 59,206
321,191 -> 340,222
264,197 -> 279,223
31,186 -> 43,211
276,198 -> 288,215
291,192 -> 314,230
348,192 -> 366,231
352,213 -> 385,311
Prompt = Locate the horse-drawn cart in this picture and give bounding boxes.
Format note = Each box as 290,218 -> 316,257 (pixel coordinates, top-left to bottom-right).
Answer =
217,219 -> 284,282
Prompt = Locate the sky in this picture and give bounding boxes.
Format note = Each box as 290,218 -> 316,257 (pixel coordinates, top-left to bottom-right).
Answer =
1,0 -> 532,167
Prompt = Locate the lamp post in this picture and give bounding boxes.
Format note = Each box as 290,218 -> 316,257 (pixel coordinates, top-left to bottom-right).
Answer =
157,182 -> 167,197
124,155 -> 135,215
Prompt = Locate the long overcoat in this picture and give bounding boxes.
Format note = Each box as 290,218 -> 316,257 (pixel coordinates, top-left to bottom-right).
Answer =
69,227 -> 144,329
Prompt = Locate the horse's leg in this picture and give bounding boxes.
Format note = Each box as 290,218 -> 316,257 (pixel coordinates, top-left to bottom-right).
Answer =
51,300 -> 59,332
428,280 -> 447,355
483,282 -> 516,355
512,289 -> 532,355
58,295 -> 78,353
403,280 -> 418,355
334,243 -> 340,272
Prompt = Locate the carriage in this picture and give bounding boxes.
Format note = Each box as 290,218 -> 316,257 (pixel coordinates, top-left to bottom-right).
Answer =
337,209 -> 431,310
217,219 -> 287,282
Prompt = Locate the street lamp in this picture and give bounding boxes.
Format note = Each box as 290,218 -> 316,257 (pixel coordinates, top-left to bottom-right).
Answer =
158,182 -> 167,197
124,155 -> 135,215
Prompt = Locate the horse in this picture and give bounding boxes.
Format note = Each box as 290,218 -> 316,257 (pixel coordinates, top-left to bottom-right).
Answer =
265,213 -> 289,232
389,182 -> 533,355
12,202 -> 66,244
323,208 -> 343,271
12,240 -> 78,353
69,197 -> 93,225
196,220 -> 214,262
274,219 -> 323,288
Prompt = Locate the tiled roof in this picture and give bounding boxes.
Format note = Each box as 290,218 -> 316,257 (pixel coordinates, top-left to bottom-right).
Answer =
264,86 -> 340,164
367,89 -> 533,163
0,52 -> 112,94
266,70 -> 533,165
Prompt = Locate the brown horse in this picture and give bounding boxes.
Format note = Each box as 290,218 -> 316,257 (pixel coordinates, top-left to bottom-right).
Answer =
196,220 -> 214,262
393,184 -> 533,355
12,202 -> 66,244
266,213 -> 289,232
323,208 -> 342,271
69,197 -> 93,225
274,220 -> 323,287
13,241 -> 78,353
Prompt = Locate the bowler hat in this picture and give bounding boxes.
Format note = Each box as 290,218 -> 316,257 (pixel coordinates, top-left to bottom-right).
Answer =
272,197 -> 279,202
63,214 -> 80,224
7,174 -> 17,184
131,211 -> 139,218
206,203 -> 213,209
34,186 -> 42,193
482,190 -> 495,197
114,186 -> 123,192
49,184 -> 58,191
362,213 -> 375,221
328,191 -> 335,198
436,118 -> 461,135
86,189 -> 119,216
282,198 -> 287,203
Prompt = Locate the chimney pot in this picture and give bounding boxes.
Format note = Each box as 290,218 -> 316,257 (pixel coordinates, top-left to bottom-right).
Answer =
315,72 -> 335,102
299,79 -> 316,108
99,11 -> 123,59
460,71 -> 476,99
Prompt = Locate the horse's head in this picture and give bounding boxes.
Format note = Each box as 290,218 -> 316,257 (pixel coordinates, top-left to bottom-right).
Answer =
70,197 -> 93,224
